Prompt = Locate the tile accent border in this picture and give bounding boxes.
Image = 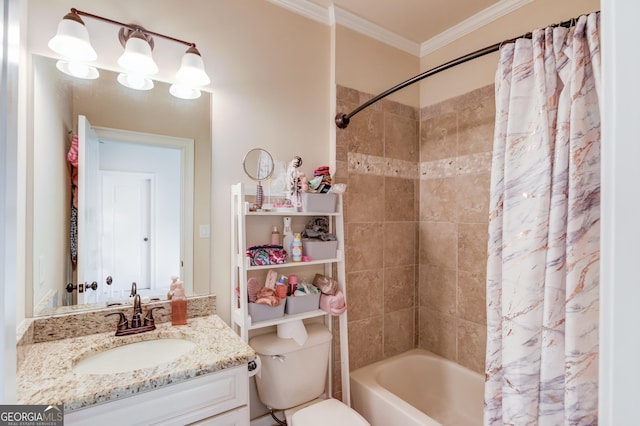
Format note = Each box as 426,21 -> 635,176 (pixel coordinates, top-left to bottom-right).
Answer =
348,151 -> 491,180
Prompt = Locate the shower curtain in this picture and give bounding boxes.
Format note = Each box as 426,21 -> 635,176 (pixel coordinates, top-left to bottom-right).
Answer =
484,12 -> 600,426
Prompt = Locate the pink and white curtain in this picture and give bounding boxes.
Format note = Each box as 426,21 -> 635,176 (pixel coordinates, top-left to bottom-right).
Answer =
484,12 -> 600,425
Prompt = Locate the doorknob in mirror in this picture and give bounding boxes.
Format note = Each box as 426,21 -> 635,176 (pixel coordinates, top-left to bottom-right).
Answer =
66,281 -> 98,293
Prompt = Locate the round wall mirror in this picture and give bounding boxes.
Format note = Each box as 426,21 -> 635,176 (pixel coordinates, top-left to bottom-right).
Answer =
243,148 -> 274,182
242,148 -> 274,210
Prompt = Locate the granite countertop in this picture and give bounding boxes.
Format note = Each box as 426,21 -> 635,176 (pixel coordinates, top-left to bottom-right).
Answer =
17,315 -> 255,412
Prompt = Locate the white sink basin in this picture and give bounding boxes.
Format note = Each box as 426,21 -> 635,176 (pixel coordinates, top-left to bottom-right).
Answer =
73,338 -> 197,374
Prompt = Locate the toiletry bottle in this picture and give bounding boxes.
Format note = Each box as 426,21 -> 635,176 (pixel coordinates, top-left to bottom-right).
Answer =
282,217 -> 294,260
292,233 -> 303,262
271,226 -> 281,245
171,281 -> 187,325
167,275 -> 179,300
276,275 -> 287,299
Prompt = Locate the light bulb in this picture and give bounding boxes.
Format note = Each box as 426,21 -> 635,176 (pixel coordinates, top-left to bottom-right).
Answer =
169,84 -> 201,100
117,73 -> 154,90
55,60 -> 99,79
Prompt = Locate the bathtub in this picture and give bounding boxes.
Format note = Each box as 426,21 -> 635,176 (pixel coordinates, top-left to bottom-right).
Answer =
350,349 -> 484,426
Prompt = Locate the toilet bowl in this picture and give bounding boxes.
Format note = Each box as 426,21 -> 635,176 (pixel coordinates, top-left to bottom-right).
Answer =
249,323 -> 370,426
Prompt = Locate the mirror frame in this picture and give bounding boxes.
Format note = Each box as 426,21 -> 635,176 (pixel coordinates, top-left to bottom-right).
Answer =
242,148 -> 274,182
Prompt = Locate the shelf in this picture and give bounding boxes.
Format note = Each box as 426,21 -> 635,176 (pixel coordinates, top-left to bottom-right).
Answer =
245,256 -> 341,271
245,210 -> 340,217
247,309 -> 327,329
231,181 -> 351,404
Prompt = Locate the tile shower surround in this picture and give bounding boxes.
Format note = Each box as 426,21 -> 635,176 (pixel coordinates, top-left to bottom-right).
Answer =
333,84 -> 493,396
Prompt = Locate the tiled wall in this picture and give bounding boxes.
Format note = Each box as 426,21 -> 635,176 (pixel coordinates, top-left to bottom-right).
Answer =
334,83 -> 494,382
335,86 -> 419,383
418,85 -> 494,373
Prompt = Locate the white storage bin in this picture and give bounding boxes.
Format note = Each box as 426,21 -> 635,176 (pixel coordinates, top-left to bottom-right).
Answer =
302,239 -> 338,260
248,302 -> 285,322
285,293 -> 321,315
300,192 -> 337,213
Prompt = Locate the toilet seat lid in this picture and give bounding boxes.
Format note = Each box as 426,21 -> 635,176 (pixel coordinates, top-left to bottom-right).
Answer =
291,399 -> 370,426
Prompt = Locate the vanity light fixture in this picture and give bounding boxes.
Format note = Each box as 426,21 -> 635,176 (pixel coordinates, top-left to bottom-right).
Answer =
48,11 -> 97,62
48,8 -> 211,99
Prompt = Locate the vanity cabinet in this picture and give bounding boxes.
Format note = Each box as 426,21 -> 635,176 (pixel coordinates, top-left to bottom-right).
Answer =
65,365 -> 249,426
230,182 -> 346,340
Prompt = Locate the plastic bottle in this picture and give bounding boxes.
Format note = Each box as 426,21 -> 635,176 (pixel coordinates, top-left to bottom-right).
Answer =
271,226 -> 281,245
276,275 -> 287,299
282,217 -> 294,260
292,233 -> 303,262
167,275 -> 179,300
171,281 -> 187,325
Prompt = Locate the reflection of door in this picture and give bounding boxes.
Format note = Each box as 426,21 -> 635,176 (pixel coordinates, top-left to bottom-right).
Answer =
76,122 -> 194,303
77,116 -> 100,305
101,173 -> 154,298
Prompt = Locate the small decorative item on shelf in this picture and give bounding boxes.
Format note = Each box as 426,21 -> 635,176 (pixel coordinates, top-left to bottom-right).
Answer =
246,244 -> 287,266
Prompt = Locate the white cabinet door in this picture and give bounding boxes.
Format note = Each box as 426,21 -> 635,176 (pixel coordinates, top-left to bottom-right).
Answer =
65,366 -> 249,426
187,406 -> 249,426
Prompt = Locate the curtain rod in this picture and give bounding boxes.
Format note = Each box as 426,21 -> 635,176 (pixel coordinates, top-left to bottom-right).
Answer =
335,12 -> 598,129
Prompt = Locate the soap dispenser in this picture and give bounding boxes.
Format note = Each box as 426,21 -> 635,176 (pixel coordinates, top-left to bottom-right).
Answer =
171,281 -> 187,325
167,275 -> 179,300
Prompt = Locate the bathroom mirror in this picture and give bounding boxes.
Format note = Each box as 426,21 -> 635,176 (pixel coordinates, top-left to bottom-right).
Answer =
30,54 -> 212,316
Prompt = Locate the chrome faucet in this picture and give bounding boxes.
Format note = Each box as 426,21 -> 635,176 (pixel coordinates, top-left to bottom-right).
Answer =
106,294 -> 163,336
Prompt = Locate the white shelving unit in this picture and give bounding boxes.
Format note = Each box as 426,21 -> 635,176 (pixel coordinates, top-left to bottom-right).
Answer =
230,182 -> 351,405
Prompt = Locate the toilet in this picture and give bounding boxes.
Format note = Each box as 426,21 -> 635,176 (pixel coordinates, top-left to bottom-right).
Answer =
249,323 -> 370,425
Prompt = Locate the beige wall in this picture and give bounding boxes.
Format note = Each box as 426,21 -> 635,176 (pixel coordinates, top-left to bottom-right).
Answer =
335,26 -> 420,108
420,0 -> 600,106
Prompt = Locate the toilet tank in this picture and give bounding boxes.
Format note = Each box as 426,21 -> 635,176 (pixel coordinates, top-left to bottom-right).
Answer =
249,323 -> 332,410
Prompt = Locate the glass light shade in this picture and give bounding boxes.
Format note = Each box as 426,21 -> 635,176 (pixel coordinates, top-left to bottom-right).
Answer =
55,60 -> 99,79
175,47 -> 210,87
48,13 -> 97,62
117,73 -> 154,91
117,33 -> 159,75
169,84 -> 202,100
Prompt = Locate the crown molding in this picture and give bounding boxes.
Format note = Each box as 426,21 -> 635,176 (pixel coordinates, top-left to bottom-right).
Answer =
265,0 -> 331,26
419,0 -> 534,56
333,7 -> 420,56
267,0 -> 532,58
266,0 -> 420,56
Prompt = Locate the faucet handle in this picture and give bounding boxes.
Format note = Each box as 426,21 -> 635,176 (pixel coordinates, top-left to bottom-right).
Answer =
105,312 -> 129,332
144,307 -> 164,327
